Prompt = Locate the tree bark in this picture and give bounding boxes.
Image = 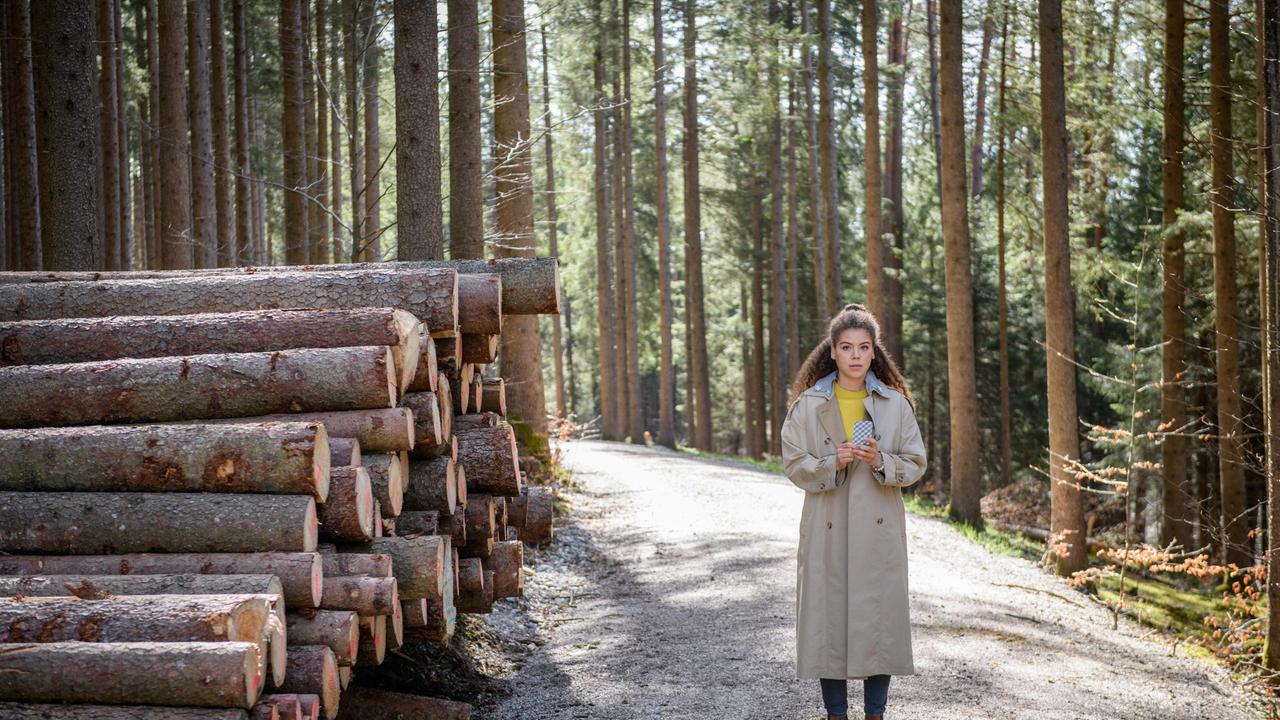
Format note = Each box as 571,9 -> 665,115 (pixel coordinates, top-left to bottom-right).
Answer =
328,0 -> 343,263
408,331 -> 440,392
684,0 -> 712,450
153,0 -> 193,268
0,704 -> 250,719
0,552 -> 323,608
0,346 -> 396,429
362,2 -> 382,262
448,0 -> 484,259
938,0 -> 982,526
4,2 -> 41,270
344,0 -> 363,263
1259,0 -> 1280,670
1160,0 -> 1192,551
393,0 -> 442,261
0,308 -> 420,384
189,0 -> 217,268
319,576 -> 397,616
882,0 -> 906,369
302,0 -> 325,266
212,0 -> 232,266
98,0 -> 122,271
512,485 -> 553,545
543,26 -> 568,421
863,0 -> 884,328
393,510 -> 439,535
0,642 -> 262,709
207,408 -> 414,454
362,453 -> 404,517
456,424 -> 521,496
401,391 -> 445,449
801,0 -> 825,331
0,268 -> 458,334
31,0 -> 100,270
233,0 -> 251,264
281,0 -> 309,265
0,594 -> 270,646
493,0 -> 548,438
0,422 -> 329,498
276,646 -> 339,720
0,492 -> 318,553
0,574 -> 282,602
1039,0 -> 1085,573
620,0 -> 643,444
329,437 -> 361,467
816,0 -> 840,316
403,456 -> 456,514
338,536 -> 445,601
1209,0 -> 1248,567
0,257 -> 558,316
996,7 -> 1012,487
592,7 -> 618,439
318,466 -> 375,542
768,0 -> 786,456
287,610 -> 359,666
971,6 -> 996,198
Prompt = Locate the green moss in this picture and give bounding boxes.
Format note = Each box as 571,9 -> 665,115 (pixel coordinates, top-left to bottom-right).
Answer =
675,446 -> 785,475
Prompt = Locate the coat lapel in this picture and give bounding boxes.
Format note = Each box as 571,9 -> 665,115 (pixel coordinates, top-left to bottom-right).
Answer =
812,371 -> 849,444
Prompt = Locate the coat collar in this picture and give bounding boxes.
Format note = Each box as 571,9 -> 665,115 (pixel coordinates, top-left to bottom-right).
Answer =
810,370 -> 890,445
811,370 -> 892,399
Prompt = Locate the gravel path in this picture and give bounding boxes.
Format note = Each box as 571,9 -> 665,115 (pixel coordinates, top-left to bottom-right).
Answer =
484,440 -> 1264,720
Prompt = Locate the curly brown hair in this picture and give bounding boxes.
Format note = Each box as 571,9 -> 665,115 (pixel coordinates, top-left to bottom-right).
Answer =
789,303 -> 916,410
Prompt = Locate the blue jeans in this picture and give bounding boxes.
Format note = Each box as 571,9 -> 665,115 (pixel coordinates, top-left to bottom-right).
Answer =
820,675 -> 891,716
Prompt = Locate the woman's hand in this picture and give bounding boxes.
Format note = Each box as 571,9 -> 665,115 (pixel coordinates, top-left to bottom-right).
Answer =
844,437 -> 884,471
835,442 -> 858,471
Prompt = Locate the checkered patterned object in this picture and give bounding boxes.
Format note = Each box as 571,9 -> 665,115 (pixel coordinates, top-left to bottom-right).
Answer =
852,419 -> 874,447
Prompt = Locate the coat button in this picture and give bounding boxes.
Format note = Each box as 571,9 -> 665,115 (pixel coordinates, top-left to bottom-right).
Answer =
876,517 -> 884,525
827,522 -> 832,529
824,438 -> 831,445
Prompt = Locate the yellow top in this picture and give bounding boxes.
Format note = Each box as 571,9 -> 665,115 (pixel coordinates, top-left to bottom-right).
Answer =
834,383 -> 868,442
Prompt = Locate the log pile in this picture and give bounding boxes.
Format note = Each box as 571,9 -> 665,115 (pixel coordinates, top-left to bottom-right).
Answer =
0,260 -> 559,719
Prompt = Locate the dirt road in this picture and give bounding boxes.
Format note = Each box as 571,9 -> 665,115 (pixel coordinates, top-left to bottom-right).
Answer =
484,440 -> 1263,720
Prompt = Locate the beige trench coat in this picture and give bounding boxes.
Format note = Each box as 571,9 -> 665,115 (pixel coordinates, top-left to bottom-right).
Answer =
781,369 -> 927,680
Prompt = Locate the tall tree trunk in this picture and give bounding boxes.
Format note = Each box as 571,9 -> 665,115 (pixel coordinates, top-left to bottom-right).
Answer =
344,0 -> 363,262
250,99 -> 265,262
742,281 -> 754,457
394,0 -> 443,260
147,0 -> 163,267
281,0 -> 309,264
541,26 -> 566,419
303,0 -> 326,264
362,3 -> 382,261
1039,0 -> 1085,573
448,0 -> 483,259
817,0 -> 840,316
32,0 -> 100,270
882,0 -> 906,369
329,0 -> 343,262
6,1 -> 41,270
1209,0 -> 1248,567
611,72 -> 630,440
1160,0 -> 1192,551
801,0 -> 825,331
996,7 -> 1011,488
925,0 -> 942,195
211,0 -> 231,266
751,189 -> 767,458
492,0 -> 548,437
684,0 -> 711,450
313,0 -> 330,264
592,5 -> 618,439
786,69 -> 801,383
98,0 -> 122,271
232,0 -> 250,265
938,0 -> 981,526
621,0 -> 643,443
114,0 -> 129,269
768,0 -> 786,457
970,5 -> 995,198
1258,0 -> 1280,670
654,0 -> 674,446
189,0 -> 216,269
863,0 -> 884,329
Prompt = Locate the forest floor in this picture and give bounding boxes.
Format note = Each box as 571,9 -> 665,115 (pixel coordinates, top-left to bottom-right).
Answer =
474,440 -> 1268,720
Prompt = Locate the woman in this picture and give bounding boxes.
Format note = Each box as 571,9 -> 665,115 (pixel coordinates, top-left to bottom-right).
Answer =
781,303 -> 926,720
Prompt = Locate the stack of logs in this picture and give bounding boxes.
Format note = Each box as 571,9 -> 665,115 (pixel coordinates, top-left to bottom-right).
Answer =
0,260 -> 558,720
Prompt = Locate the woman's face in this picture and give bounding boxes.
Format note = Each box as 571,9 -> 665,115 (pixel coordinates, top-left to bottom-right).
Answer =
830,327 -> 875,384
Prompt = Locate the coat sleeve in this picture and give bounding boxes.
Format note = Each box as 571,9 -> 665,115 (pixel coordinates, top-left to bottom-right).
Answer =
873,397 -> 927,488
781,399 -> 839,493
